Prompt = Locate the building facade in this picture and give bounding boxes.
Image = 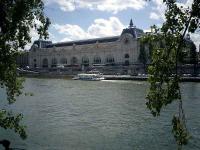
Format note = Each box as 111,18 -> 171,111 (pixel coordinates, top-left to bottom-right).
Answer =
16,51 -> 29,68
29,20 -> 145,73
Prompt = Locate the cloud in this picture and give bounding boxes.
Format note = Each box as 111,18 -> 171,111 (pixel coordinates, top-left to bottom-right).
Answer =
149,0 -> 166,21
96,0 -> 147,14
52,17 -> 125,42
149,12 -> 160,20
53,24 -> 95,40
88,17 -> 125,37
45,0 -> 147,14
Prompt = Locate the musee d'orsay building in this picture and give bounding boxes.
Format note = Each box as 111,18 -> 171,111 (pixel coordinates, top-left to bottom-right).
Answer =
29,19 -> 148,74
29,19 -> 198,75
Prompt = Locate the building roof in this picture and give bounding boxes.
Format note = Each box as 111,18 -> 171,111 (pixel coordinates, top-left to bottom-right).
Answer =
120,19 -> 144,38
46,36 -> 120,48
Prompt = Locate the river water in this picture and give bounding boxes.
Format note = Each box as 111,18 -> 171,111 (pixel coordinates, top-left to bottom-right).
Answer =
0,78 -> 200,150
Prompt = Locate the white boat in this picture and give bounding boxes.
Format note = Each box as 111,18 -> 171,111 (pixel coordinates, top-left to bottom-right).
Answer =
73,73 -> 104,81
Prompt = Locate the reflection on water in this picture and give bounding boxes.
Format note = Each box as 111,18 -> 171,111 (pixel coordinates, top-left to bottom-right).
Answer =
0,78 -> 200,150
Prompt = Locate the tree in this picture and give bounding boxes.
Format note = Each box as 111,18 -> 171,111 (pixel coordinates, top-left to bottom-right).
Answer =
0,0 -> 50,142
144,0 -> 200,149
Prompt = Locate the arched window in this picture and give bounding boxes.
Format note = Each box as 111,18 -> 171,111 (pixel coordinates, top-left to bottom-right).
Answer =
106,55 -> 115,64
125,53 -> 129,58
82,56 -> 89,65
82,56 -> 89,67
94,56 -> 101,64
60,58 -> 67,64
42,58 -> 48,68
51,58 -> 57,67
71,57 -> 78,65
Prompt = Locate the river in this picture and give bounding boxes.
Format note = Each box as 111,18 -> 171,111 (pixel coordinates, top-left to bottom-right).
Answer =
0,78 -> 200,150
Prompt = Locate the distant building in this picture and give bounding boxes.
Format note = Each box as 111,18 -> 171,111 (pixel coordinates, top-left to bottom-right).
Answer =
28,19 -> 198,75
181,34 -> 197,64
16,51 -> 29,68
29,19 -> 146,74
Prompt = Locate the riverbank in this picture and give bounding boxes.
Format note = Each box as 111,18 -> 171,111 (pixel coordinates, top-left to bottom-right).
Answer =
104,75 -> 200,82
20,73 -> 200,82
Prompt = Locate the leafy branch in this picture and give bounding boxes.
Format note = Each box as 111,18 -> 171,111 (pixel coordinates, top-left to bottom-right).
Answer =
0,0 -> 50,141
144,0 -> 200,149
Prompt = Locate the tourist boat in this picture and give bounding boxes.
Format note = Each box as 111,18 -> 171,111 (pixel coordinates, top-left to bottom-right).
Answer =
73,72 -> 104,81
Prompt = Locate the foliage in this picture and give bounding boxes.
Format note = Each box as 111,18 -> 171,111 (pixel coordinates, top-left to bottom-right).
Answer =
144,0 -> 200,148
0,0 -> 50,139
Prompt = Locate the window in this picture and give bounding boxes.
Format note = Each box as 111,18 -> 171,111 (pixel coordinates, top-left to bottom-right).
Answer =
125,54 -> 129,58
82,56 -> 89,64
42,58 -> 48,68
106,55 -> 115,64
124,38 -> 129,44
94,56 -> 101,64
71,57 -> 78,65
60,58 -> 67,64
51,58 -> 57,67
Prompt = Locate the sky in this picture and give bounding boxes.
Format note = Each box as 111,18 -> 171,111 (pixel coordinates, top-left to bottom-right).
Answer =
28,0 -> 199,50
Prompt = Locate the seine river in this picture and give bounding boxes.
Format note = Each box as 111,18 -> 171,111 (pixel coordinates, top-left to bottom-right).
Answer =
0,78 -> 200,150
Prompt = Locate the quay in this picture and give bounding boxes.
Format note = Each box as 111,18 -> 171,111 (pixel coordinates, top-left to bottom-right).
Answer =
104,75 -> 200,82
103,75 -> 147,81
19,71 -> 200,82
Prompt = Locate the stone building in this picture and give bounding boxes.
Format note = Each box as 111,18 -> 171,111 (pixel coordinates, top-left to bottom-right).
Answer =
29,19 -> 199,75
16,50 -> 29,68
29,20 -> 147,74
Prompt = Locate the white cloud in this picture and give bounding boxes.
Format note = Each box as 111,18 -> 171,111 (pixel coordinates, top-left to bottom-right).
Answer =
53,24 -> 94,40
52,17 -> 125,42
88,17 -> 125,37
96,0 -> 147,14
45,0 -> 147,14
149,0 -> 166,21
144,28 -> 151,33
149,12 -> 160,20
24,29 -> 38,50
